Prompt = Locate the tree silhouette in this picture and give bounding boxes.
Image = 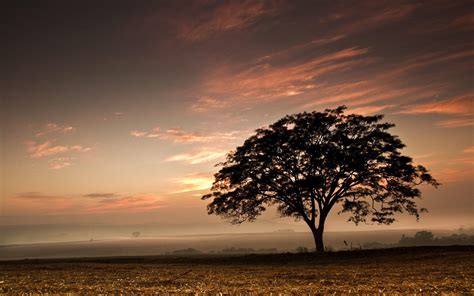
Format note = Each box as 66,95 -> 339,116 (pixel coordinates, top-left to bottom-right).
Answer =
202,106 -> 439,252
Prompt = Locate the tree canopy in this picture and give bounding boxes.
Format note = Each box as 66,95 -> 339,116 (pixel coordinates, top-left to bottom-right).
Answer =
202,106 -> 439,252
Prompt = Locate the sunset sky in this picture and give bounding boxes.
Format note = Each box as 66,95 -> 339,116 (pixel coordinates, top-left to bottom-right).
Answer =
2,0 -> 473,232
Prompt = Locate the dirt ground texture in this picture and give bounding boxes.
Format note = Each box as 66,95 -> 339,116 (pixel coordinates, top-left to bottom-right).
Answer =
0,246 -> 472,294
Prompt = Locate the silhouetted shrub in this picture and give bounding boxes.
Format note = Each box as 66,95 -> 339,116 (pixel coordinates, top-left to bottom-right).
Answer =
172,248 -> 202,255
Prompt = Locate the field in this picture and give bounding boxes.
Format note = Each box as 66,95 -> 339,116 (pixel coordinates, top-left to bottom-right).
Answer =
0,246 -> 472,294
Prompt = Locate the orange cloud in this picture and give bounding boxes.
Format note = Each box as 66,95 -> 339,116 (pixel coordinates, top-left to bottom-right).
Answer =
171,172 -> 214,193
400,92 -> 474,115
463,146 -> 474,154
176,0 -> 279,42
437,118 -> 474,128
48,157 -> 73,170
165,148 -> 227,164
131,127 -> 239,143
323,2 -> 417,36
450,12 -> 474,31
85,194 -> 163,213
378,50 -> 474,83
305,80 -> 440,111
16,192 -> 69,201
195,47 -> 370,111
435,167 -> 473,183
14,192 -> 163,214
35,123 -> 74,138
256,35 -> 346,63
191,96 -> 230,112
27,141 -> 91,158
453,146 -> 474,165
347,105 -> 394,115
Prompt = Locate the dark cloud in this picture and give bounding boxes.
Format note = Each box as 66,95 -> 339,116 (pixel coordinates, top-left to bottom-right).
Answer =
16,192 -> 68,200
83,193 -> 120,199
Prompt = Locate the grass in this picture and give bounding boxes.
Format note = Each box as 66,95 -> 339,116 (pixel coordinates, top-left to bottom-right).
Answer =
0,245 -> 472,294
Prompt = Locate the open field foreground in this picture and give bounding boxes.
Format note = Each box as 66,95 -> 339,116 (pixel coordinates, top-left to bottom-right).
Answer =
0,246 -> 473,294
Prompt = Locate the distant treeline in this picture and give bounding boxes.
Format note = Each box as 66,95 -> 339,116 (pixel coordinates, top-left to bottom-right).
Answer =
168,247 -> 279,255
165,231 -> 474,255
363,231 -> 474,249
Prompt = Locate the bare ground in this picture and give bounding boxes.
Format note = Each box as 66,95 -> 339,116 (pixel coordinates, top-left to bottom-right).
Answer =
0,246 -> 472,294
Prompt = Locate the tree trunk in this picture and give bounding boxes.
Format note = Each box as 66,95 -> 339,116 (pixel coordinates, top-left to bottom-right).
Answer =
312,227 -> 325,253
308,223 -> 325,253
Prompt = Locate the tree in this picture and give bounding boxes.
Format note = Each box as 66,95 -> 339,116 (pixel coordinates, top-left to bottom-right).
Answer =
202,106 -> 439,252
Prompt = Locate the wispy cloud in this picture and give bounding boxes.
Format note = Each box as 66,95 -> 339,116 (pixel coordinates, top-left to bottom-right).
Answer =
16,192 -> 69,200
176,0 -> 280,42
15,192 -> 163,214
304,81 -> 440,110
454,146 -> 474,165
463,146 -> 474,154
35,123 -> 74,138
27,122 -> 92,169
83,193 -> 120,198
27,141 -> 91,159
165,148 -> 227,165
191,96 -> 230,112
194,47 -> 370,111
48,157 -> 73,170
399,92 -> 473,115
256,35 -> 346,63
171,172 -> 214,193
436,167 -> 473,183
437,118 -> 474,128
85,194 -> 163,213
449,12 -> 474,31
303,49 -> 472,111
131,127 -> 239,143
347,105 -> 394,115
331,2 -> 417,36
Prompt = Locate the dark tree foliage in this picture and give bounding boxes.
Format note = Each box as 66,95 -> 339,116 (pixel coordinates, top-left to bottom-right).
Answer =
202,106 -> 439,252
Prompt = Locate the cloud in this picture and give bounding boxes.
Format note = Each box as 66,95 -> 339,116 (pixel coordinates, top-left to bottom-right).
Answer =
176,0 -> 280,42
449,12 -> 474,32
304,80 -> 440,111
14,192 -> 162,214
347,105 -> 394,115
463,146 -> 474,154
85,194 -> 163,213
131,127 -> 239,143
332,2 -> 417,36
454,156 -> 474,165
83,193 -> 120,198
171,172 -> 214,193
16,192 -> 69,201
165,148 -> 227,164
27,141 -> 91,158
399,92 -> 474,115
27,122 -> 92,169
191,96 -> 230,112
296,48 -> 471,113
194,47 -> 370,111
256,35 -> 347,63
435,167 -> 474,183
379,50 -> 474,83
35,123 -> 74,137
436,118 -> 474,128
454,146 -> 474,165
48,157 -> 73,170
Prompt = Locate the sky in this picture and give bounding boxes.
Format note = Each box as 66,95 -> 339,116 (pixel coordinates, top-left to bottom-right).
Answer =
1,0 -> 473,232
